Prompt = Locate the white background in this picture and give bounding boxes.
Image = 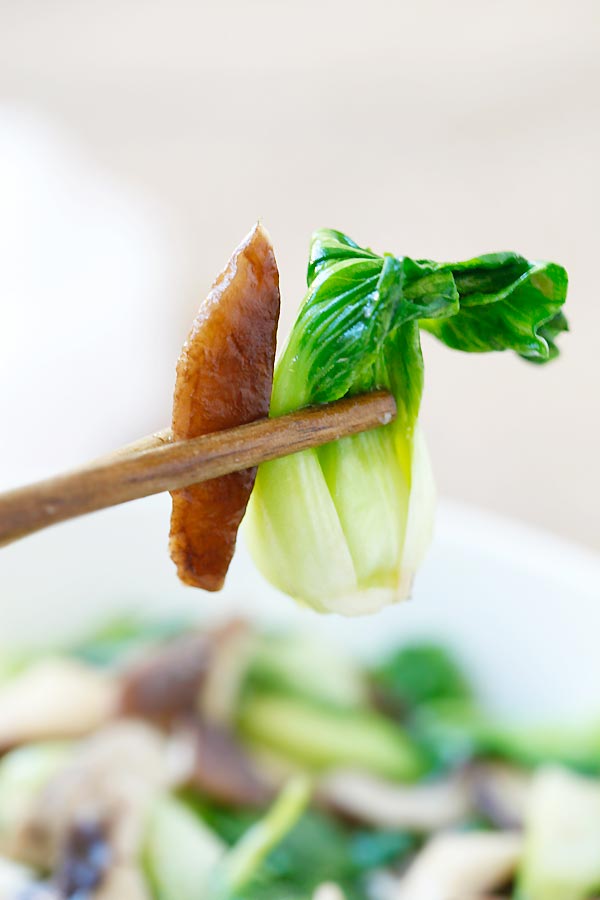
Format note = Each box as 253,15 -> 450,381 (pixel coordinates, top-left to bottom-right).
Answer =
0,0 -> 598,549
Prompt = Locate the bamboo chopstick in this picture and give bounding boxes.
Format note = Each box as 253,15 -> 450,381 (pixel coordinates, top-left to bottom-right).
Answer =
0,391 -> 396,548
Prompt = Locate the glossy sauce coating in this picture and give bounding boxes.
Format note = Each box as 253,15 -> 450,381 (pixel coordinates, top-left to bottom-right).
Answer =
169,224 -> 280,589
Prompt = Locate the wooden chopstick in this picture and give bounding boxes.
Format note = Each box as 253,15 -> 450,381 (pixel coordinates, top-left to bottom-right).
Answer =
0,391 -> 396,548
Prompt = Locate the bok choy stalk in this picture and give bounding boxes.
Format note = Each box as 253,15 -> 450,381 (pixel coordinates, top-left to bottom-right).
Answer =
212,775 -> 312,898
519,767 -> 600,900
245,229 -> 568,615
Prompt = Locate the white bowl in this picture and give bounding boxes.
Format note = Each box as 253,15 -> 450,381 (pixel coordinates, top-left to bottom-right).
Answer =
1,495 -> 599,724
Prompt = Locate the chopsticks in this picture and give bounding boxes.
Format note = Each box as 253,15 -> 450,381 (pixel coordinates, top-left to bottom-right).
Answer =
0,391 -> 396,547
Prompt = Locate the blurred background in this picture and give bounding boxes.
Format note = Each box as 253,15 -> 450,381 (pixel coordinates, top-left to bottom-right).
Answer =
1,0 -> 598,551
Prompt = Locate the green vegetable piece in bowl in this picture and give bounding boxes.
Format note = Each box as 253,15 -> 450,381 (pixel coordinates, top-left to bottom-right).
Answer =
145,779 -> 311,900
144,795 -> 226,900
247,632 -> 367,709
0,742 -> 72,840
519,766 -> 600,900
371,641 -> 472,712
413,700 -> 600,774
238,692 -> 426,781
214,775 -> 311,898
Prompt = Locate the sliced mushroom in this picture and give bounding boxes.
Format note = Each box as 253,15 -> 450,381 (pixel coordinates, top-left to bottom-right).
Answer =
470,762 -> 531,829
92,864 -> 150,900
319,769 -> 471,831
117,621 -> 251,728
10,721 -> 169,870
117,633 -> 212,726
169,221 -> 280,591
173,719 -> 272,807
390,831 -> 522,900
0,660 -> 116,752
199,621 -> 253,726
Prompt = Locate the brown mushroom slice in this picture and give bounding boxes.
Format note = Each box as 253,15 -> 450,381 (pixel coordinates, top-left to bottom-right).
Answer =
320,769 -> 471,831
117,633 -> 213,726
170,222 -> 280,590
11,721 -> 169,870
391,831 -> 522,899
117,621 -> 251,728
173,719 -> 272,808
470,762 -> 531,830
0,660 -> 116,752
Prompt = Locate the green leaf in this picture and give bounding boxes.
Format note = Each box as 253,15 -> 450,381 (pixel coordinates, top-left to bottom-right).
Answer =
379,320 -> 424,436
229,812 -> 357,900
271,256 -> 390,412
420,255 -> 568,362
227,810 -> 415,900
180,794 -> 257,848
530,310 -> 570,363
371,642 -> 472,713
279,232 -> 568,421
348,829 -> 416,870
213,775 -> 311,898
246,229 -> 569,615
412,700 -> 600,774
273,231 -> 460,418
307,229 -> 379,284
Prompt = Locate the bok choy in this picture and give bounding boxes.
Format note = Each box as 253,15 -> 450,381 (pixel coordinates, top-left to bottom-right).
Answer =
245,229 -> 568,615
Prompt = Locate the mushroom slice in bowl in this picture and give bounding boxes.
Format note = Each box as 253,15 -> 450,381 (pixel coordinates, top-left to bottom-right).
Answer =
172,718 -> 272,808
91,864 -> 150,900
0,659 -> 116,752
8,721 -> 169,871
319,769 -> 471,831
389,831 -> 521,899
117,620 -> 251,728
470,762 -> 531,830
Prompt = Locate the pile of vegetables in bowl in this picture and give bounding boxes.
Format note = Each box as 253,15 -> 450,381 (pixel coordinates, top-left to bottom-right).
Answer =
1,617 -> 599,900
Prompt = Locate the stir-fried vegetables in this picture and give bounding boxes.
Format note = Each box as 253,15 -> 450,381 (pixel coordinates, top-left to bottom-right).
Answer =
245,229 -> 568,614
1,617 -> 598,900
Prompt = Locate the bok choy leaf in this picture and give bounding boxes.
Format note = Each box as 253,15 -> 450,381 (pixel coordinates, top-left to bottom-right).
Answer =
245,229 -> 568,615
